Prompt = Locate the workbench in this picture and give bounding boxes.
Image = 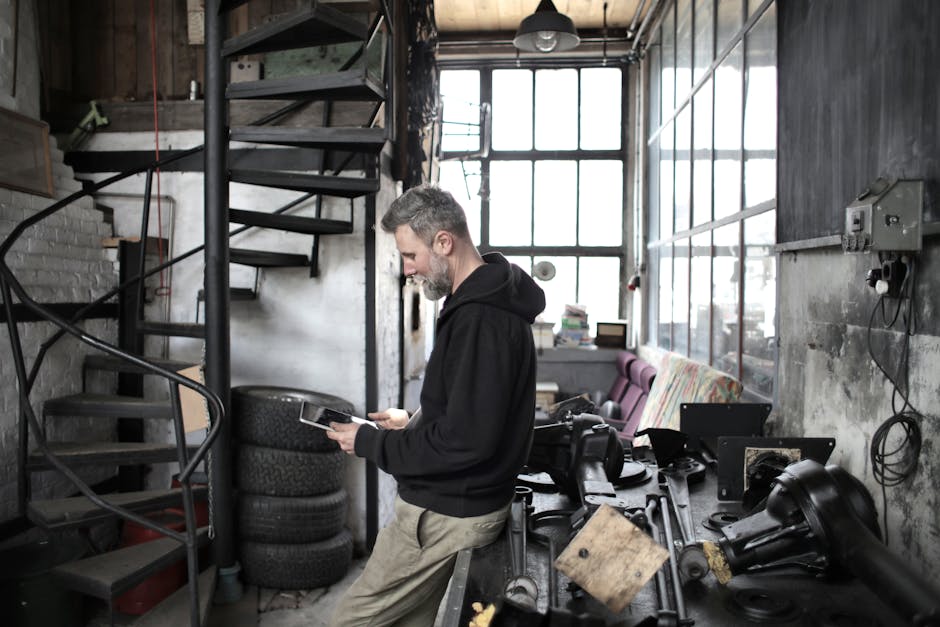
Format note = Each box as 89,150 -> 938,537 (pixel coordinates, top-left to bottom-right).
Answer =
439,454 -> 908,627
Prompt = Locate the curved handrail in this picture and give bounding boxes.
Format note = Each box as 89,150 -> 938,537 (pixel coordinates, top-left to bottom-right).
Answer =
0,144 -> 222,542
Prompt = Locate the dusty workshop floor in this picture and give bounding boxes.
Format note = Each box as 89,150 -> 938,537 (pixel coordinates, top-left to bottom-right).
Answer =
208,557 -> 368,627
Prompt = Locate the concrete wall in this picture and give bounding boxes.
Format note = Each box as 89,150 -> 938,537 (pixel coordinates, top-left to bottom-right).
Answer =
773,0 -> 940,583
0,0 -> 119,521
775,244 -> 940,582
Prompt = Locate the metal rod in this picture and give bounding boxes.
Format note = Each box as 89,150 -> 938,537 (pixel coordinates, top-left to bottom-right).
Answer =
205,0 -> 235,573
169,387 -> 200,627
136,170 -> 154,323
645,498 -> 672,614
660,495 -> 688,621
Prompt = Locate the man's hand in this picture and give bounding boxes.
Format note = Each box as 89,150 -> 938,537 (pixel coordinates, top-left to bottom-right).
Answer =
326,421 -> 360,455
368,408 -> 409,430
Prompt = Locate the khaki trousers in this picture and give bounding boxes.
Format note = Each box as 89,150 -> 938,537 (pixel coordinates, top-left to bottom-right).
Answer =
330,496 -> 509,627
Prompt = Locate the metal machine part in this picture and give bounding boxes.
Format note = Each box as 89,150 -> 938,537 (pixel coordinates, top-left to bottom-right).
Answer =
713,460 -> 940,626
528,413 -> 624,502
505,486 -> 538,610
660,457 -> 710,581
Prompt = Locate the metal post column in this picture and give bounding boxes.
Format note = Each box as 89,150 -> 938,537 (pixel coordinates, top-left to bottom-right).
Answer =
204,0 -> 239,601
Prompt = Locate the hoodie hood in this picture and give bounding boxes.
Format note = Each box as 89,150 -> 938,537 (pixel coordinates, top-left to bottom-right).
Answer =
440,252 -> 546,325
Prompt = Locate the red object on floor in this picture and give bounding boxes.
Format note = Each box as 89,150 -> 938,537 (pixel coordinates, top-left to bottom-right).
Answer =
169,476 -> 210,527
113,510 -> 187,616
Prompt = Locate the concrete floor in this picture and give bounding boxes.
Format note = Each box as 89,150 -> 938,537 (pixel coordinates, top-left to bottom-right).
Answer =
208,557 -> 367,627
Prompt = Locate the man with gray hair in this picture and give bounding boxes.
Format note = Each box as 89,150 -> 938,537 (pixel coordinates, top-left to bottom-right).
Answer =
327,184 -> 545,625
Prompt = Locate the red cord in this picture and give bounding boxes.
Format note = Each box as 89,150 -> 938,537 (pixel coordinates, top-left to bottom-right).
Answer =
149,0 -> 168,293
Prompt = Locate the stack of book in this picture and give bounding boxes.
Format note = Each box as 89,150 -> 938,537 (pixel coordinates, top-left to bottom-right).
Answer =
558,304 -> 591,346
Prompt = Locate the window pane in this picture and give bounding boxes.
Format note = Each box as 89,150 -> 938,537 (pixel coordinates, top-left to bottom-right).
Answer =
690,230 -> 712,363
713,222 -> 740,375
743,6 -> 776,209
693,78 -> 713,226
647,138 -> 661,242
493,70 -> 532,150
534,256 -> 577,333
743,210 -> 775,397
534,161 -> 576,246
717,0 -> 743,55
660,121 -> 675,236
693,0 -> 714,84
648,44 -> 662,132
579,161 -> 623,246
578,257 -> 621,335
580,68 -> 622,149
675,106 -> 692,232
661,7 -> 676,121
714,42 -> 743,219
489,161 -> 532,246
440,70 -> 480,152
672,238 -> 690,356
647,247 -> 660,345
535,69 -> 578,150
438,161 -> 482,244
675,0 -> 694,100
658,245 -> 673,349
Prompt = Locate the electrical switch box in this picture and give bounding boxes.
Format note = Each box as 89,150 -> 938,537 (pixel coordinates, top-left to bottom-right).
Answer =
842,178 -> 923,253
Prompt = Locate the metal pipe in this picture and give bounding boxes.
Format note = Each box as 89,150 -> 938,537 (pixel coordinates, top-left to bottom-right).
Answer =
628,0 -> 650,37
365,188 -> 379,549
660,495 -> 688,622
204,0 -> 236,581
632,0 -> 665,54
169,387 -> 200,627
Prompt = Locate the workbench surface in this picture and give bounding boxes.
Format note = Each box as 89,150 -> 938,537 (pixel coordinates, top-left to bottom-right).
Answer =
440,457 -> 906,626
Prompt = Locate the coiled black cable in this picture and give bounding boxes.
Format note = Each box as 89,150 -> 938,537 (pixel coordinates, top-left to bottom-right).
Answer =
865,255 -> 923,546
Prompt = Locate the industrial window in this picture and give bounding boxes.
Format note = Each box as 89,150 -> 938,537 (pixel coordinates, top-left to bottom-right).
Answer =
438,64 -> 627,337
645,0 -> 776,400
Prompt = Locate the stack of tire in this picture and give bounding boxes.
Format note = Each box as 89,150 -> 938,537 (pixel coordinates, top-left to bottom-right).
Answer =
233,385 -> 353,590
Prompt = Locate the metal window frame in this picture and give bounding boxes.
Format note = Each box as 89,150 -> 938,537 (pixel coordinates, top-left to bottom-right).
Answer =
438,60 -> 630,319
644,0 -> 776,396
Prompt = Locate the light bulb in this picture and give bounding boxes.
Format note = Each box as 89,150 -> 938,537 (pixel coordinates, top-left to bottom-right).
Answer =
535,30 -> 558,52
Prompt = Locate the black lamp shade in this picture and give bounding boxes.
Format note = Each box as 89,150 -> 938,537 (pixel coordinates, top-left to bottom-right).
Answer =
513,0 -> 580,53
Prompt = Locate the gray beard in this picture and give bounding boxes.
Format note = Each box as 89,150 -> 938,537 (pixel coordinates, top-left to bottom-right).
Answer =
421,252 -> 452,300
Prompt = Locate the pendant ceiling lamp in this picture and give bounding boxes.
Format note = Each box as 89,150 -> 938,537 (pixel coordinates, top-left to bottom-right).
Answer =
513,0 -> 580,54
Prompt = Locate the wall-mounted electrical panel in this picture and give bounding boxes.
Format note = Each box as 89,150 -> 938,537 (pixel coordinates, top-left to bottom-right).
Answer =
842,178 -> 923,253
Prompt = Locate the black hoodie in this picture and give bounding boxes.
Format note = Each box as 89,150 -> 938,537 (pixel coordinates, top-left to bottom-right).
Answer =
355,253 -> 546,517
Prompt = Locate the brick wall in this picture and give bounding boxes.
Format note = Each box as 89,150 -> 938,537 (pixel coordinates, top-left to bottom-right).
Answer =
0,0 -> 119,522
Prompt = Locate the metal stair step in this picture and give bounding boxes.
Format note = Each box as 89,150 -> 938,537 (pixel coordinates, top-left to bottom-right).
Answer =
230,248 -> 310,268
197,287 -> 257,301
27,487 -> 208,530
225,70 -> 385,101
229,208 -> 354,235
230,168 -> 380,197
28,442 -> 199,470
133,565 -> 217,627
52,527 -> 210,600
137,321 -> 206,338
83,354 -> 198,376
44,393 -> 173,420
222,1 -> 366,57
230,126 -> 386,151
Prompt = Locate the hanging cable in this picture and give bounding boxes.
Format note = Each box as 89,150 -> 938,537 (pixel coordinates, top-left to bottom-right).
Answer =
865,254 -> 923,547
149,0 -> 169,295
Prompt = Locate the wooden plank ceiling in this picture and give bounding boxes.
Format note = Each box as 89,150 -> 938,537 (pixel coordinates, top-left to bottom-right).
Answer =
434,0 -> 649,34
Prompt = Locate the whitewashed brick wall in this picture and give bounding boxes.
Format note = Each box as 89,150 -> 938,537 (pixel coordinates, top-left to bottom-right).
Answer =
0,131 -> 119,520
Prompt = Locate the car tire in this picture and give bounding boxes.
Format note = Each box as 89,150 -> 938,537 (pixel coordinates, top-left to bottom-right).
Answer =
232,385 -> 354,452
237,490 -> 348,543
236,444 -> 345,497
240,531 -> 353,590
